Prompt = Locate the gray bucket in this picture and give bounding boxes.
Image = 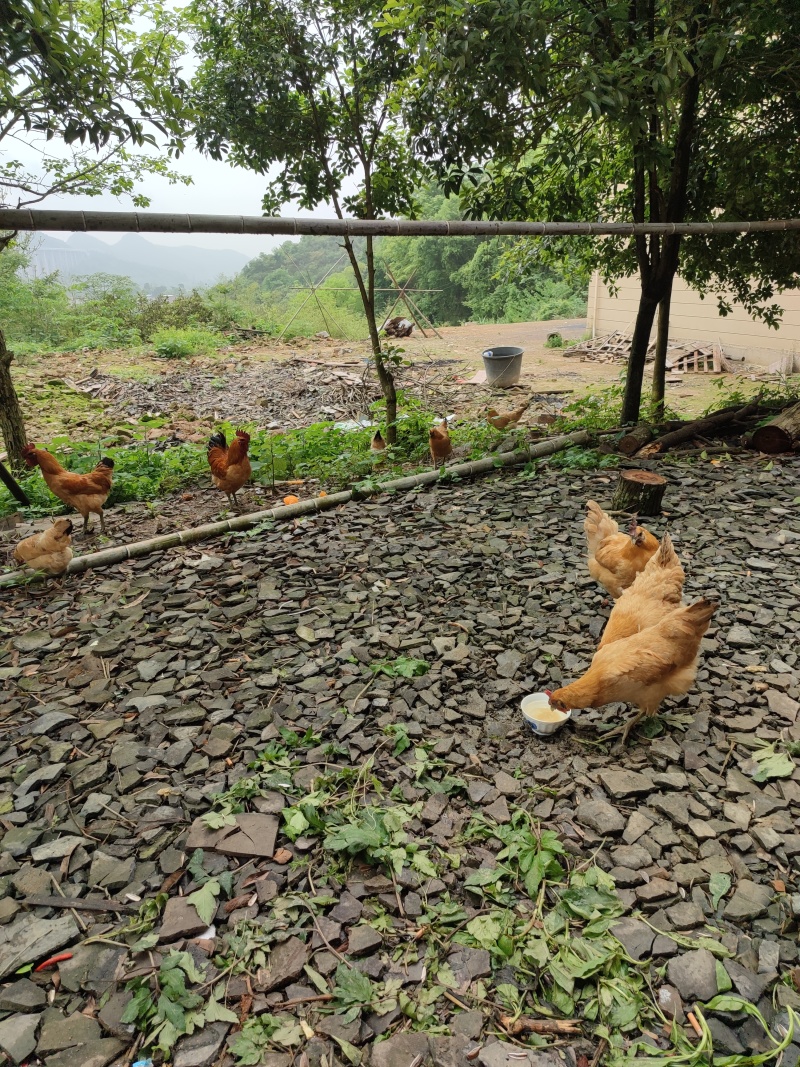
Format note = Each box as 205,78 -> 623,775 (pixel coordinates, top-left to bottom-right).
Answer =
482,346 -> 524,388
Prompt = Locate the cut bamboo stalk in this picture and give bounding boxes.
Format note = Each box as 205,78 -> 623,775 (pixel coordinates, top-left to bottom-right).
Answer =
1,208 -> 800,238
0,431 -> 590,587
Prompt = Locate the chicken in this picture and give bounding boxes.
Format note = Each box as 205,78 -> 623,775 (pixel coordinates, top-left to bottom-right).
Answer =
598,533 -> 685,648
584,499 -> 659,598
13,518 -> 74,575
429,420 -> 453,468
22,445 -> 114,535
370,430 -> 386,453
548,597 -> 718,745
486,398 -> 531,430
207,429 -> 252,510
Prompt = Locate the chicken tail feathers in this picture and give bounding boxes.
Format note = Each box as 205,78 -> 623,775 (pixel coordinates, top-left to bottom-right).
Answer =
650,532 -> 680,570
208,432 -> 227,453
684,597 -> 719,627
584,499 -> 618,555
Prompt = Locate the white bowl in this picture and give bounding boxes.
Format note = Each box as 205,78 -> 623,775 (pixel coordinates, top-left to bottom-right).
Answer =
521,693 -> 572,737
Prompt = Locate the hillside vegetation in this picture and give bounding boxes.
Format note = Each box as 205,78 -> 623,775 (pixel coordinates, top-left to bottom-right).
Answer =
4,190 -> 587,356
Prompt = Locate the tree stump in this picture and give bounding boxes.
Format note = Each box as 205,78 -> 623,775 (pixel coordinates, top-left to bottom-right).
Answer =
611,469 -> 667,516
751,400 -> 800,454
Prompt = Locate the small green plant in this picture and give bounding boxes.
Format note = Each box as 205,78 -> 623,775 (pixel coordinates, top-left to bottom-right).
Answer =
152,326 -> 224,358
548,447 -> 620,470
122,951 -> 237,1058
229,1015 -> 303,1063
556,381 -> 625,430
544,331 -> 564,348
369,655 -> 430,678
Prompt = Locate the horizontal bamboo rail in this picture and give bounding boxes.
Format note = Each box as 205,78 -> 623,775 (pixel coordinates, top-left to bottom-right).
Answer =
0,431 -> 589,588
1,208 -> 799,238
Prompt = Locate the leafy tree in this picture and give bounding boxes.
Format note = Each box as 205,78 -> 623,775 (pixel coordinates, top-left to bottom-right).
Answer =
0,0 -> 190,468
388,0 -> 800,422
189,0 -> 427,443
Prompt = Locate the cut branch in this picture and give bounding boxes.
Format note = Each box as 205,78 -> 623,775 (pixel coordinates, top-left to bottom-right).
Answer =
638,398 -> 761,455
751,400 -> 800,454
498,1014 -> 581,1035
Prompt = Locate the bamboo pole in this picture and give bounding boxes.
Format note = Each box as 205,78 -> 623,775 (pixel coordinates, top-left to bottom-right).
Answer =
0,432 -> 589,588
2,209 -> 800,238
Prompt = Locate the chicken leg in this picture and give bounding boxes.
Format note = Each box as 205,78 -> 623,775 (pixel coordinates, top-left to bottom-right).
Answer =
599,706 -> 653,747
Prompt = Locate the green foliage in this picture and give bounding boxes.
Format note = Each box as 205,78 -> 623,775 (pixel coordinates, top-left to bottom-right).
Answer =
67,274 -> 142,348
122,951 -> 210,1058
709,873 -> 732,910
749,742 -> 795,783
0,246 -> 231,353
390,0 -> 800,423
547,447 -> 620,471
187,879 -> 221,925
135,290 -> 218,339
0,0 -> 190,198
466,809 -> 566,902
332,963 -> 401,1024
703,374 -> 800,417
370,656 -> 430,678
0,437 -> 210,520
152,326 -> 224,358
233,188 -> 587,329
229,1015 -> 303,1063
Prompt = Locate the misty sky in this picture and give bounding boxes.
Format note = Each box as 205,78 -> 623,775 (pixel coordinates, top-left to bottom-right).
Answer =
27,144 -> 348,259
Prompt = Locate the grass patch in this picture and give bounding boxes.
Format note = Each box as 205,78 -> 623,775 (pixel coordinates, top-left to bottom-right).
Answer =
151,327 -> 226,358
1,391 -> 613,519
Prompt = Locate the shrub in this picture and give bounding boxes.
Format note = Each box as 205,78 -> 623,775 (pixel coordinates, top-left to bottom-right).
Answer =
151,327 -> 224,358
135,291 -> 216,340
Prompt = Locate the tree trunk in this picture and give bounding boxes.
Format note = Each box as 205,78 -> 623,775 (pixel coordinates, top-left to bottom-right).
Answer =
345,235 -> 398,446
365,235 -> 397,445
621,292 -> 659,424
0,329 -> 27,471
610,469 -> 668,516
652,280 -> 673,419
751,399 -> 800,454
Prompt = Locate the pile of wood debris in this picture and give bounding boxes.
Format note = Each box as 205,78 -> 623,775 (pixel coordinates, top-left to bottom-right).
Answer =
564,331 -> 739,374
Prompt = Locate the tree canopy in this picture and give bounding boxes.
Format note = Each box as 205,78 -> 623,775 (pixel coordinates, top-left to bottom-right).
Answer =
387,0 -> 800,421
0,0 -> 192,466
189,0 -> 432,440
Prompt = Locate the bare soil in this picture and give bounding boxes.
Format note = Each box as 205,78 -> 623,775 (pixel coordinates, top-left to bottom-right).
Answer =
12,316 -> 745,449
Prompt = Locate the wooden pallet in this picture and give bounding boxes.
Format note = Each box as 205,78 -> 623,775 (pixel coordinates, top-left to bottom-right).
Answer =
565,333 -> 732,372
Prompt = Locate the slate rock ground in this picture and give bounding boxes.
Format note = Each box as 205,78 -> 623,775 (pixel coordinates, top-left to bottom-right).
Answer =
0,458 -> 798,1066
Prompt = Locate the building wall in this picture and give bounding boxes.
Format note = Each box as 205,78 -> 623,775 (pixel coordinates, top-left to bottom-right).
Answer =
587,273 -> 800,368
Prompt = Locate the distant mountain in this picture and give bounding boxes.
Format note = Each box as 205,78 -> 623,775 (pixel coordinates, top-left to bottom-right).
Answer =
27,233 -> 251,290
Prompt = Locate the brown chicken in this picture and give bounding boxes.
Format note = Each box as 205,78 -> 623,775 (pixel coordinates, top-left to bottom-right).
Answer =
548,597 -> 718,745
429,420 -> 453,468
22,445 -> 114,535
207,429 -> 252,510
585,499 -> 659,598
486,398 -> 531,430
13,518 -> 74,575
370,430 -> 386,453
598,533 -> 685,648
